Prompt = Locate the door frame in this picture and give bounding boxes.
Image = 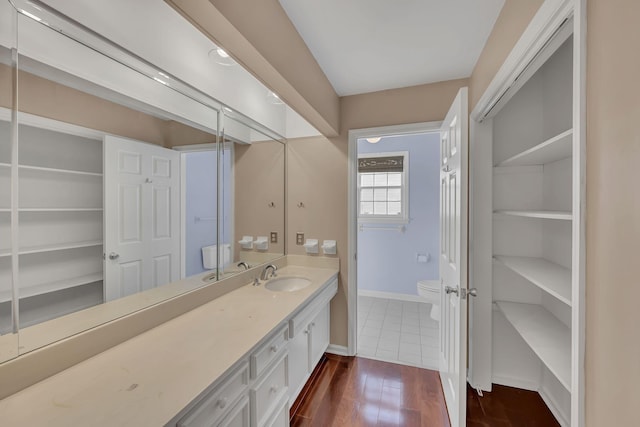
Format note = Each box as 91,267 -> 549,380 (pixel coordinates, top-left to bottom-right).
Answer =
174,143 -> 235,279
346,121 -> 442,357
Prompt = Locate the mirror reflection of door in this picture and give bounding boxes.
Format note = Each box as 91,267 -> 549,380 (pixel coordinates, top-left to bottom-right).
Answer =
104,135 -> 180,301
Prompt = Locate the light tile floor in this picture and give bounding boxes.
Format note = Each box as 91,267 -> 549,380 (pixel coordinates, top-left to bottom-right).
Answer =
357,295 -> 439,370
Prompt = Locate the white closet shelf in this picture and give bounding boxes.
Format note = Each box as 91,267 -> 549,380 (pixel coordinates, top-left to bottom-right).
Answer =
19,240 -> 103,256
496,301 -> 571,391
0,272 -> 103,303
496,129 -> 573,167
19,164 -> 103,177
494,210 -> 572,220
19,208 -> 103,212
494,256 -> 571,306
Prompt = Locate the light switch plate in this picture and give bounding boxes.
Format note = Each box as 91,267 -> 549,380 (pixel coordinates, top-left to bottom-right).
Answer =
296,232 -> 304,245
270,232 -> 278,243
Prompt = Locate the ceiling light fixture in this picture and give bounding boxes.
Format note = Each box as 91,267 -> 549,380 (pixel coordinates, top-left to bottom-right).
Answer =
208,46 -> 236,66
366,137 -> 381,144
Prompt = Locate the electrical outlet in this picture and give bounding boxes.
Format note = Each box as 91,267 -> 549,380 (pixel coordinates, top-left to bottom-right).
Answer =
270,232 -> 278,243
296,232 -> 304,245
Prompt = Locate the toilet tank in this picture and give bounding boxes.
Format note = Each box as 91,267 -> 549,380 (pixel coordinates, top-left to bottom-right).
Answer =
202,244 -> 231,269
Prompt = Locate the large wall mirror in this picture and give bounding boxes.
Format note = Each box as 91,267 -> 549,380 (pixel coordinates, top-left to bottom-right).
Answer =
0,0 -> 286,362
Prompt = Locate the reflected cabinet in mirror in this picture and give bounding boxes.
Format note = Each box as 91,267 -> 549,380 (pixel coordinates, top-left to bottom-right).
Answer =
0,0 -> 286,362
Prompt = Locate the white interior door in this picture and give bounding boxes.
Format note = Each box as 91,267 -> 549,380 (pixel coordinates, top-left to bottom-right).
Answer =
104,135 -> 180,301
439,87 -> 469,427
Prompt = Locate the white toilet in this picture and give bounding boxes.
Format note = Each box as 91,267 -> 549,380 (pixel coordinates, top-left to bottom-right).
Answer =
417,280 -> 440,321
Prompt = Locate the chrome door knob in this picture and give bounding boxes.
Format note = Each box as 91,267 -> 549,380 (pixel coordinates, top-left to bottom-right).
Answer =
467,288 -> 478,297
445,286 -> 459,296
108,252 -> 120,260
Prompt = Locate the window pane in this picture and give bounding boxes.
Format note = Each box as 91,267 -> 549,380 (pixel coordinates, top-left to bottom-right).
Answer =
387,173 -> 402,186
374,173 -> 387,187
388,202 -> 402,215
374,202 -> 387,215
360,201 -> 374,215
361,174 -> 374,187
360,188 -> 373,201
373,188 -> 387,201
388,188 -> 401,201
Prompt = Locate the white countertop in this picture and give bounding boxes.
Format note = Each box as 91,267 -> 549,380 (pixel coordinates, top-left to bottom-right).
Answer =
0,264 -> 338,426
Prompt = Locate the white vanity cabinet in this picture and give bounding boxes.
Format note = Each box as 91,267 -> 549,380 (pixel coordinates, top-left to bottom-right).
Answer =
287,278 -> 337,406
176,326 -> 290,427
175,275 -> 338,427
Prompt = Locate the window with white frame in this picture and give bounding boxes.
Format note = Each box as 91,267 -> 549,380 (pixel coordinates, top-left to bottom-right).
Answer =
358,151 -> 408,222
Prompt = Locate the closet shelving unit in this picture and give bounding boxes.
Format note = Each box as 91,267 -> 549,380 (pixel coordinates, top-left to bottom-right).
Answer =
0,121 -> 104,308
488,24 -> 577,425
493,121 -> 574,395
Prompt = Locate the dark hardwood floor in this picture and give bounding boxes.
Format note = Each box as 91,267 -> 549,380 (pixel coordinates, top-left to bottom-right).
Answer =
467,383 -> 560,427
291,354 -> 559,427
290,354 -> 450,426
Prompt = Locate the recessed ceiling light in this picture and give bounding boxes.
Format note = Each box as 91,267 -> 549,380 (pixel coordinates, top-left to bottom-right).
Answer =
366,137 -> 381,144
208,47 -> 235,66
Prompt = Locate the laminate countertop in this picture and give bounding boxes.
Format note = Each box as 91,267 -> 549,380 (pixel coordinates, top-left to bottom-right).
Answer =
0,263 -> 339,426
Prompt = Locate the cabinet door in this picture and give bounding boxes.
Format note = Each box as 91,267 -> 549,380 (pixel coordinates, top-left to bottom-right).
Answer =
218,396 -> 250,427
308,304 -> 329,370
287,328 -> 309,407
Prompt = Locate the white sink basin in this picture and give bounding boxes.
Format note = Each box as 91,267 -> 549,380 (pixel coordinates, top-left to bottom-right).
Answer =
264,276 -> 312,292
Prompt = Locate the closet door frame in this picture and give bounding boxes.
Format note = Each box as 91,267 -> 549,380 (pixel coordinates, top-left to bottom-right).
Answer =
468,1 -> 586,426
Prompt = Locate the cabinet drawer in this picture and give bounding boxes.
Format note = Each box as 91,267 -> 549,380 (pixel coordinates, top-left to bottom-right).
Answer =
178,363 -> 249,427
251,353 -> 288,427
251,325 -> 288,379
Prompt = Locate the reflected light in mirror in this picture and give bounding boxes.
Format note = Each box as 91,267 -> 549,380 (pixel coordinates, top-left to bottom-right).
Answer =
209,47 -> 236,66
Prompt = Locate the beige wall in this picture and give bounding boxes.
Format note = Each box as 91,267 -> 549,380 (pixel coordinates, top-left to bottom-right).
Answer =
287,136 -> 348,344
234,141 -> 286,260
585,0 -> 640,424
468,0 -> 545,109
0,63 -> 220,148
286,79 -> 467,347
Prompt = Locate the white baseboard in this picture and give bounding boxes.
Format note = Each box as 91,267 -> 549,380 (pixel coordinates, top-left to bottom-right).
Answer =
326,344 -> 351,356
357,289 -> 427,303
540,388 -> 570,427
492,374 -> 539,392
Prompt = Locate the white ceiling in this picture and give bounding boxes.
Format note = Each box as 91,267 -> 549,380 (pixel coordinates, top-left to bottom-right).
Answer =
279,0 -> 505,96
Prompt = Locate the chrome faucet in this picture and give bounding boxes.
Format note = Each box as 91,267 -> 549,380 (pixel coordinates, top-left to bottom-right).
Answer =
237,261 -> 250,270
260,264 -> 278,281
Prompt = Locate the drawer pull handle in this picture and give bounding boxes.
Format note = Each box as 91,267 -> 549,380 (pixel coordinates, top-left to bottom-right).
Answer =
270,344 -> 278,353
303,329 -> 309,335
310,322 -> 316,328
217,397 -> 228,409
270,385 -> 279,394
